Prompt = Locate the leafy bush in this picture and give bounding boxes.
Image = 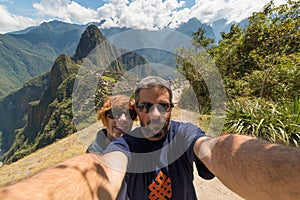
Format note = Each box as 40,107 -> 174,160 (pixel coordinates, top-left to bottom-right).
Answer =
225,97 -> 300,147
178,87 -> 210,114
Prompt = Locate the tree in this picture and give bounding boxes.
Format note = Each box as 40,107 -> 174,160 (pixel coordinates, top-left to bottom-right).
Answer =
192,27 -> 215,49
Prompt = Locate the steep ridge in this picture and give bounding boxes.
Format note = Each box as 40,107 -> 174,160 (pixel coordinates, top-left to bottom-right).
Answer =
0,72 -> 50,152
3,55 -> 79,163
73,24 -> 106,61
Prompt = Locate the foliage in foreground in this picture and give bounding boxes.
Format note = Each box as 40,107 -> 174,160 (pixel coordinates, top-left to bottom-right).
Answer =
213,0 -> 300,101
224,97 -> 300,147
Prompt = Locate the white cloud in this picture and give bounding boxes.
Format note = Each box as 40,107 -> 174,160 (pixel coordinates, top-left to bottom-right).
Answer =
185,0 -> 287,25
0,0 -> 288,33
33,0 -> 98,24
0,5 -> 37,33
97,0 -> 288,29
98,0 -> 185,29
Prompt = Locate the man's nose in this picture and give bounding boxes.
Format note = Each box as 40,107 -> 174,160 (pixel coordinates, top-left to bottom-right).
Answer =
149,105 -> 161,117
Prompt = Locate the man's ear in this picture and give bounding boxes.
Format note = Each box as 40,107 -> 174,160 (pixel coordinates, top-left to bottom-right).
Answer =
134,103 -> 139,113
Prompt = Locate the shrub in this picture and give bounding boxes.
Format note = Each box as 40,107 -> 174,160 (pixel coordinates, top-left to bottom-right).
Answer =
224,97 -> 300,147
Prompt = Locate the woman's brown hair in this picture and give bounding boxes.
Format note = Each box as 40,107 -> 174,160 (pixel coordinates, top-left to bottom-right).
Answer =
97,95 -> 136,127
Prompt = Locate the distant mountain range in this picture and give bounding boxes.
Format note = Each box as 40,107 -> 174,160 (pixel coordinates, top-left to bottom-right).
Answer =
0,21 -> 85,96
0,18 -> 247,97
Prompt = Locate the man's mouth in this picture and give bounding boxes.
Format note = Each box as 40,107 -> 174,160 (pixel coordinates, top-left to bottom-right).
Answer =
147,119 -> 165,131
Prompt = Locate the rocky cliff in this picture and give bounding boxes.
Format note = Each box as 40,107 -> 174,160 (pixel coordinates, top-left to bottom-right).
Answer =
0,73 -> 50,153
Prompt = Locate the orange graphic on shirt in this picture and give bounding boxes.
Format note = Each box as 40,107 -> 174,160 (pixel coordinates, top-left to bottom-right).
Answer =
148,171 -> 172,200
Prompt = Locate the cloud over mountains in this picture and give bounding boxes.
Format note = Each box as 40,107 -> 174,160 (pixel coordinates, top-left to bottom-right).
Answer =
0,0 -> 286,33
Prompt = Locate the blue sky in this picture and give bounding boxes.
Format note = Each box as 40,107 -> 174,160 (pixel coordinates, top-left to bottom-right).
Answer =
0,0 -> 286,33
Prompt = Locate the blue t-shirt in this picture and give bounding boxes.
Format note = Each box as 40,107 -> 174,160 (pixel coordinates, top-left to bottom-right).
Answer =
104,121 -> 215,200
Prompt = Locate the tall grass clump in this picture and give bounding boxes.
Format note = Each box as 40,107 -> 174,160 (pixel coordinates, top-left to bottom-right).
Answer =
224,97 -> 300,147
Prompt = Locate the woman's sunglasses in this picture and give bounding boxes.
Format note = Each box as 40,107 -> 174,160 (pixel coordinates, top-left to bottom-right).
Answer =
136,102 -> 174,114
106,108 -> 136,120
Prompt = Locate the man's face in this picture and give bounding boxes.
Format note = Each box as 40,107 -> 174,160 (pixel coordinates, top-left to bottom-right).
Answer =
135,87 -> 172,141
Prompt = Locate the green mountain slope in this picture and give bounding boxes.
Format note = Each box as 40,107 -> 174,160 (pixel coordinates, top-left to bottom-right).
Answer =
0,34 -> 56,96
0,21 -> 86,96
0,72 -> 50,153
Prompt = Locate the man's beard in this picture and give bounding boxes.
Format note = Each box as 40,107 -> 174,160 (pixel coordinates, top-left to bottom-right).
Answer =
141,116 -> 171,139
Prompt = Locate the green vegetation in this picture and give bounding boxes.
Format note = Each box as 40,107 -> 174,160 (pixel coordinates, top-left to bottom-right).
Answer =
0,133 -> 85,187
225,97 -> 300,147
0,34 -> 56,96
101,75 -> 117,82
213,0 -> 300,101
0,20 -> 85,97
178,0 -> 300,146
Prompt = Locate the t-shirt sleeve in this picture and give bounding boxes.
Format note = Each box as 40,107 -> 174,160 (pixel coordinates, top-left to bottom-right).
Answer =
194,156 -> 215,180
103,137 -> 131,161
189,124 -> 215,180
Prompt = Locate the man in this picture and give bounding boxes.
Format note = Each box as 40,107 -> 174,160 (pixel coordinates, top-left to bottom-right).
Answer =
0,76 -> 299,200
103,76 -> 214,199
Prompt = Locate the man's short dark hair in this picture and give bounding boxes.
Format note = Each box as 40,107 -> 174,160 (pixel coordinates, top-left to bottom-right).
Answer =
135,76 -> 173,103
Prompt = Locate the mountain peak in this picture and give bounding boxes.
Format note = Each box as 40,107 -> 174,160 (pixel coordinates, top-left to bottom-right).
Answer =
175,17 -> 216,39
73,24 -> 106,61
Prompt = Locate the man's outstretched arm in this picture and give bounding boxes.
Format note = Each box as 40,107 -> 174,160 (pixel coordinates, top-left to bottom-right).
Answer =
0,152 -> 127,200
194,134 -> 300,200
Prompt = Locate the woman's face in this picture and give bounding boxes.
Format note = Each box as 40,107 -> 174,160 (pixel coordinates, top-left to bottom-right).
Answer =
106,108 -> 135,140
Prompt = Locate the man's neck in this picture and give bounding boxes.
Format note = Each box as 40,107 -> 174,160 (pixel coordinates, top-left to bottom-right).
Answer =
147,133 -> 164,141
146,127 -> 169,141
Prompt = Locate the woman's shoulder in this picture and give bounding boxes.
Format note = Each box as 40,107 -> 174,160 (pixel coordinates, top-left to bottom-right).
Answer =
96,129 -> 108,138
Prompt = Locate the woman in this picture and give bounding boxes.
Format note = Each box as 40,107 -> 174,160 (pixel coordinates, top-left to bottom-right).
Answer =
87,94 -> 137,153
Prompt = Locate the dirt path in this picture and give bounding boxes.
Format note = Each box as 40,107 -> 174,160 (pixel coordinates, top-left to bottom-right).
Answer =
194,173 -> 243,199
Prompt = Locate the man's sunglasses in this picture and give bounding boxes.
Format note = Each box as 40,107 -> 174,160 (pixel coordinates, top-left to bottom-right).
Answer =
106,108 -> 136,120
136,102 -> 174,114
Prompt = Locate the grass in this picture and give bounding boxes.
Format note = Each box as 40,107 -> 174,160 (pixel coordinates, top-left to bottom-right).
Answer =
0,134 -> 84,187
224,97 -> 300,147
0,122 -> 100,187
